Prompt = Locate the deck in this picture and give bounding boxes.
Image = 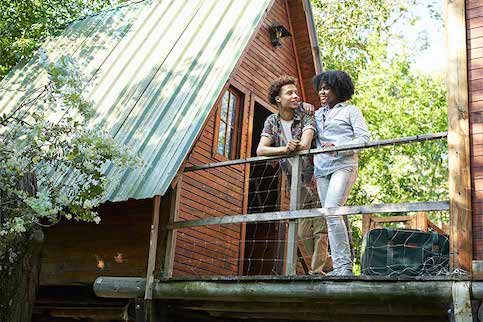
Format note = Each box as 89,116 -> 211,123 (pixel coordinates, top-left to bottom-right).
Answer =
94,275 -> 477,322
93,133 -> 474,322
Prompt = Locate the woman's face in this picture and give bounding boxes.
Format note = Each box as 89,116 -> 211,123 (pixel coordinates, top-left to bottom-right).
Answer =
318,82 -> 338,108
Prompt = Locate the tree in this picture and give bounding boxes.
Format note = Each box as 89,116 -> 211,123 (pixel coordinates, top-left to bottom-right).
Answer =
0,0 -> 113,80
311,0 -> 448,262
312,0 -> 418,81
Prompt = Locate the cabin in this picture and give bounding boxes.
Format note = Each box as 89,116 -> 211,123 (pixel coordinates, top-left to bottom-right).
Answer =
0,0 -> 482,321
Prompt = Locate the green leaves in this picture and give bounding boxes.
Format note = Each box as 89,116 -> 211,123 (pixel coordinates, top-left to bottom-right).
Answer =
0,0 -> 114,80
0,52 -> 140,249
312,0 -> 448,262
312,0 -> 447,207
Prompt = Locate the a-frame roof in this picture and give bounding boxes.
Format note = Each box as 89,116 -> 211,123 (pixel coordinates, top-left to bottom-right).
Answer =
0,0 -> 272,202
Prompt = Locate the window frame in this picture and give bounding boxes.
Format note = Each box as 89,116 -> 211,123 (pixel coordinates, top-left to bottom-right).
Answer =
213,86 -> 245,161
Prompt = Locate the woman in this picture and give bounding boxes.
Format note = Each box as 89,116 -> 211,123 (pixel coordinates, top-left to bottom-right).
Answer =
313,70 -> 370,276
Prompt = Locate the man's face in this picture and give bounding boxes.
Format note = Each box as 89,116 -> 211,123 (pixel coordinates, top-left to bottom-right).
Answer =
277,84 -> 300,110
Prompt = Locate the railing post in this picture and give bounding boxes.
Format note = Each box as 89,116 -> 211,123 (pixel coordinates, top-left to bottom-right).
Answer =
285,155 -> 301,275
162,180 -> 181,279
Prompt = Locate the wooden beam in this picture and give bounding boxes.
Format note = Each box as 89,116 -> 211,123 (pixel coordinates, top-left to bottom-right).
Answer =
145,195 -> 161,300
362,214 -> 372,237
168,201 -> 449,230
162,181 -> 181,278
427,220 -> 447,236
177,300 -> 447,316
94,277 -> 455,303
285,0 -> 306,101
415,212 -> 428,231
184,132 -> 447,172
301,0 -> 322,74
370,216 -> 413,224
47,307 -> 125,320
207,312 -> 443,322
451,281 -> 473,322
446,0 -> 472,272
237,92 -> 255,276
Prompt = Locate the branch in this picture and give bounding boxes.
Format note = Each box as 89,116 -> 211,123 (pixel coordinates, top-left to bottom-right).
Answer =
0,85 -> 48,126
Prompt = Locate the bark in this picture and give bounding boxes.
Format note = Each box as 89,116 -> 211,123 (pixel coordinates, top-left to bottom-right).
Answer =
0,173 -> 41,322
0,229 -> 44,322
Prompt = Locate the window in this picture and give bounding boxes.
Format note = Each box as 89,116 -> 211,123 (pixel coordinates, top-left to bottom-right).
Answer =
215,87 -> 243,159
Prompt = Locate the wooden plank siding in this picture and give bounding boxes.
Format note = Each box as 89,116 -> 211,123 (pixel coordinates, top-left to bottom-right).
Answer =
173,0 -> 318,276
468,0 -> 483,260
287,0 -> 320,106
39,199 -> 154,285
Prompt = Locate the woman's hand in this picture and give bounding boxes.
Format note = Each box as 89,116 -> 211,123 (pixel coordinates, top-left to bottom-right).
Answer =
301,102 -> 315,116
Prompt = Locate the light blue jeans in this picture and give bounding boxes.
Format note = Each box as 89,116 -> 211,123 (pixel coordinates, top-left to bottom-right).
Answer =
316,167 -> 357,273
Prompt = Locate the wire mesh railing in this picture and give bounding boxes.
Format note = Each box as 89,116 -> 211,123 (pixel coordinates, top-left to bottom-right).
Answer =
164,132 -> 451,279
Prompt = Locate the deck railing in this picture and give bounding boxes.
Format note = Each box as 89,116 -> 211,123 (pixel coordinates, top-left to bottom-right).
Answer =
163,132 -> 450,278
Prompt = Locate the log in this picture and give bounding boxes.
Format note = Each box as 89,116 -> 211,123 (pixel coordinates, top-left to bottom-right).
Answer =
94,277 -> 456,303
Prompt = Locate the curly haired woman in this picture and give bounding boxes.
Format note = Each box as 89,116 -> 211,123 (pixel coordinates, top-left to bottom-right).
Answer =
312,70 -> 370,276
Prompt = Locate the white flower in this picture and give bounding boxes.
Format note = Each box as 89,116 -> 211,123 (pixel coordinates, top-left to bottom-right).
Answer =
83,199 -> 93,209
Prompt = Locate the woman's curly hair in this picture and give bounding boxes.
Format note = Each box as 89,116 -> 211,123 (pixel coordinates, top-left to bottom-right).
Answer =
313,70 -> 354,102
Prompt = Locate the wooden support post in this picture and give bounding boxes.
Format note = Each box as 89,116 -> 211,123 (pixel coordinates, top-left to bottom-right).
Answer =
162,180 -> 181,278
415,212 -> 428,231
285,155 -> 301,275
451,281 -> 473,322
145,196 -> 162,301
446,0 -> 472,272
144,195 -> 162,322
362,214 -> 373,237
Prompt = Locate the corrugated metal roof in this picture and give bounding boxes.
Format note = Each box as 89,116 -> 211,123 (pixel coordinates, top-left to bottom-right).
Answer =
0,0 -> 272,202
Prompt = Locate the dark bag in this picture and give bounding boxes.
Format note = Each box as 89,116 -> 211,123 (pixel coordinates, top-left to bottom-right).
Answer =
360,228 -> 449,276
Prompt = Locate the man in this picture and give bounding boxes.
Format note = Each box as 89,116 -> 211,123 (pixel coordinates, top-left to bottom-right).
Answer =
256,75 -> 331,274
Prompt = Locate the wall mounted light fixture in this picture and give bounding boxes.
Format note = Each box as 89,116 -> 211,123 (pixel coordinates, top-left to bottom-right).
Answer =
269,24 -> 291,48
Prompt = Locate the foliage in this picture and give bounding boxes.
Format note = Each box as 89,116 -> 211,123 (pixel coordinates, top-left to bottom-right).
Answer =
312,0 -> 417,81
352,57 -> 448,206
0,51 -> 139,276
0,2 -> 136,318
0,0 -> 114,80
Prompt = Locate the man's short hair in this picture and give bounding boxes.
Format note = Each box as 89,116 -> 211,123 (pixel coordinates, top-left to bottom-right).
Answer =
313,70 -> 354,102
268,75 -> 297,105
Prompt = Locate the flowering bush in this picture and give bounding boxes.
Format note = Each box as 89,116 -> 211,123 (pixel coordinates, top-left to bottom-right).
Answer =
0,49 -> 139,262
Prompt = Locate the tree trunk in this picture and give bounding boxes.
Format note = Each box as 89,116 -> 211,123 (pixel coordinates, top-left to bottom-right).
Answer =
0,229 -> 44,322
0,172 -> 41,322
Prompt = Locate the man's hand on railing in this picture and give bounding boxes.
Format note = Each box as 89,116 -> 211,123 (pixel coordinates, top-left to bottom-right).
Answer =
285,139 -> 300,153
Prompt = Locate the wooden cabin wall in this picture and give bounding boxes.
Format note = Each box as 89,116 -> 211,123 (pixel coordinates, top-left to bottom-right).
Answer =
231,0 -> 319,107
174,0 -> 317,277
39,199 -> 153,285
468,0 -> 483,260
287,0 -> 320,106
